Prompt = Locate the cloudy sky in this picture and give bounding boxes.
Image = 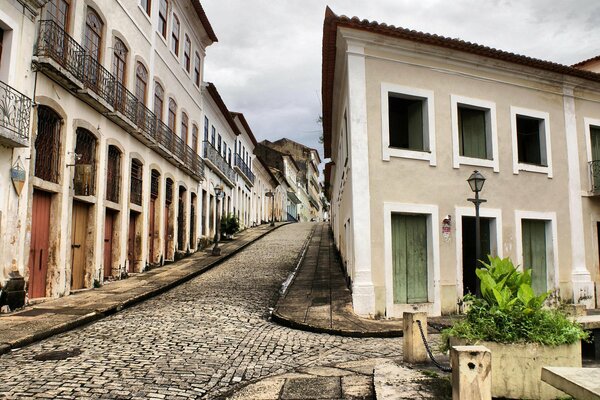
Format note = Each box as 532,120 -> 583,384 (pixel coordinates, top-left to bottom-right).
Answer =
202,1 -> 600,162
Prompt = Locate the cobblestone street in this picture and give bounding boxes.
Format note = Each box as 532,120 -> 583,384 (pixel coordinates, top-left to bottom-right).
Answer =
0,223 -> 404,399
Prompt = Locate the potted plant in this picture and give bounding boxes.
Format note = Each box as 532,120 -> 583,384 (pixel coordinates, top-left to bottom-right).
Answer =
443,256 -> 587,400
220,213 -> 240,239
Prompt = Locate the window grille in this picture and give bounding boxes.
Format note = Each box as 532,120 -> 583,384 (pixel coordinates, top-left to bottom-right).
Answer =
34,106 -> 62,183
106,145 -> 121,203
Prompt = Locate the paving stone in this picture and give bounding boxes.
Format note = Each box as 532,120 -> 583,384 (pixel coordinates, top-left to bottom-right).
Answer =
281,376 -> 342,399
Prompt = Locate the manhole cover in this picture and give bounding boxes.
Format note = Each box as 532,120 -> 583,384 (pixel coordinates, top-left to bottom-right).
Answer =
33,348 -> 82,361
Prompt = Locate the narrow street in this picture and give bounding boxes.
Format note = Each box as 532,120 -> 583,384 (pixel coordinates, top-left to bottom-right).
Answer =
0,223 -> 402,399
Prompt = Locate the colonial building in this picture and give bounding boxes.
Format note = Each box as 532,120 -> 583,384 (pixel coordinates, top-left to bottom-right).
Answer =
322,8 -> 600,317
230,111 -> 257,228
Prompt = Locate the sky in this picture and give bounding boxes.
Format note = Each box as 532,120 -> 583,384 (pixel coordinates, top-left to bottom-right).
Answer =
201,0 -> 600,163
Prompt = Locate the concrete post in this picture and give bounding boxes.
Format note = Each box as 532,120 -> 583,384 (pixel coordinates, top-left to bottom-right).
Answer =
402,311 -> 428,363
451,345 -> 491,400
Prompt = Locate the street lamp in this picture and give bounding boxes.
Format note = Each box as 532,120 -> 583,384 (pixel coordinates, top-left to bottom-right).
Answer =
212,184 -> 225,256
265,190 -> 275,226
467,170 -> 487,294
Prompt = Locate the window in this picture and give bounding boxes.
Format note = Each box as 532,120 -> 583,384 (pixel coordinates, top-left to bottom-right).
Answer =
223,142 -> 227,158
203,116 -> 209,141
130,159 -> 143,206
135,62 -> 148,104
74,128 -> 97,196
112,38 -> 128,110
35,106 -> 62,183
194,52 -> 201,86
584,118 -> 600,192
181,112 -> 188,143
192,124 -> 198,153
84,8 -> 103,60
167,98 -> 177,132
158,0 -> 168,38
510,107 -> 551,176
106,145 -> 121,203
44,0 -> 70,30
381,83 -> 435,165
184,35 -> 191,72
211,126 -> 215,145
140,0 -> 151,16
228,148 -> 232,165
154,81 -> 164,120
451,95 -> 498,171
171,14 -> 180,56
217,134 -> 221,153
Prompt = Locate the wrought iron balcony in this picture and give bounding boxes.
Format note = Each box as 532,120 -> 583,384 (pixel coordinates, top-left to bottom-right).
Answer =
234,153 -> 255,186
0,80 -> 32,147
590,160 -> 600,193
203,141 -> 236,187
33,19 -> 204,181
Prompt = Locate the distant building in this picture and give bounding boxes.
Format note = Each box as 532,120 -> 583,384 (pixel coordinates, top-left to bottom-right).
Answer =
322,8 -> 600,317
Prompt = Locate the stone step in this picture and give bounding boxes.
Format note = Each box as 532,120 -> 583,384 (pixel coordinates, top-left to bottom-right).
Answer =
373,361 -> 451,400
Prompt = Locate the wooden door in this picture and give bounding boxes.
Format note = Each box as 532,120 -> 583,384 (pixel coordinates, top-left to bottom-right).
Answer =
391,214 -> 428,304
522,219 -> 547,294
103,211 -> 114,278
29,190 -> 51,298
148,198 -> 155,263
128,213 -> 136,273
71,201 -> 88,290
164,206 -> 169,259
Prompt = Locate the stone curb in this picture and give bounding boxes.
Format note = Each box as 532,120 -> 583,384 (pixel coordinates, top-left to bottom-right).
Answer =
0,223 -> 290,355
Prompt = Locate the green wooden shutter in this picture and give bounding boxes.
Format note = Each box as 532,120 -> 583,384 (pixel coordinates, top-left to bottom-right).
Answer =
392,214 -> 428,304
459,107 -> 487,159
522,219 -> 547,294
407,101 -> 424,151
591,126 -> 600,161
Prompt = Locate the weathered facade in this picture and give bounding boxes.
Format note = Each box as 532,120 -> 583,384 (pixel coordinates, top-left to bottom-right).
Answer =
322,8 -> 600,317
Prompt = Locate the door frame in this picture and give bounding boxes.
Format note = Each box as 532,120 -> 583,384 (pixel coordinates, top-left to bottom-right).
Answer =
515,210 -> 559,292
455,206 -> 503,300
383,202 -> 440,317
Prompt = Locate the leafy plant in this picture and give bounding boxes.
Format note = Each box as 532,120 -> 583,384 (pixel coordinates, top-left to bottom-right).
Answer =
442,256 -> 587,348
220,213 -> 240,236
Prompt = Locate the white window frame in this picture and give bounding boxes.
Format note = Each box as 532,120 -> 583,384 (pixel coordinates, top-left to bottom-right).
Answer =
510,106 -> 553,177
380,83 -> 436,166
451,95 -> 499,172
383,202 -> 441,317
454,206 -> 503,300
584,117 -> 600,192
514,210 -> 559,291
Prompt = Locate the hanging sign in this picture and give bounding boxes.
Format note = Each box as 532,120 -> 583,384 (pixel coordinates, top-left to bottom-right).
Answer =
11,157 -> 25,196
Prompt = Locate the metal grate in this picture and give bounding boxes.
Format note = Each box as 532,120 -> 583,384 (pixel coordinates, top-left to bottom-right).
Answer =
165,178 -> 173,204
0,80 -> 32,143
34,106 -> 61,183
106,145 -> 120,203
150,169 -> 160,199
130,159 -> 143,205
73,128 -> 96,196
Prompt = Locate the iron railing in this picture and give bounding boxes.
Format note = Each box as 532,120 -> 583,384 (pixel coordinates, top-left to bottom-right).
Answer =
234,153 -> 255,185
203,141 -> 236,184
130,175 -> 143,205
590,160 -> 600,193
35,20 -> 204,181
0,80 -> 32,144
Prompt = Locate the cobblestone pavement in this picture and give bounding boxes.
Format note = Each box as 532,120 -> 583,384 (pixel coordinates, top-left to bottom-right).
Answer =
0,223 -> 408,399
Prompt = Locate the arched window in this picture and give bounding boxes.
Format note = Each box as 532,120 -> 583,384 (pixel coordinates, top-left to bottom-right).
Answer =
106,145 -> 121,203
167,98 -> 176,132
130,159 -> 143,205
181,112 -> 188,144
192,124 -> 199,154
184,35 -> 191,72
154,81 -> 164,120
44,0 -> 70,30
74,128 -> 97,196
35,106 -> 62,183
158,0 -> 168,38
84,8 -> 103,60
112,38 -> 127,85
171,14 -> 180,55
135,63 -> 148,104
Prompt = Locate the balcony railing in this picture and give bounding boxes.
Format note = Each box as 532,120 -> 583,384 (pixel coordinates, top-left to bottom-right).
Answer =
34,20 -> 204,181
203,141 -> 236,186
0,80 -> 32,147
590,160 -> 600,193
234,153 -> 255,185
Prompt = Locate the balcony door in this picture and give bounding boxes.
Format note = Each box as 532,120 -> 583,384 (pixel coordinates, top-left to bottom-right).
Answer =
84,9 -> 102,60
44,0 -> 70,30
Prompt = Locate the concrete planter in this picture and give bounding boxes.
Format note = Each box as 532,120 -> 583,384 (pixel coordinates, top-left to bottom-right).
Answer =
451,338 -> 581,400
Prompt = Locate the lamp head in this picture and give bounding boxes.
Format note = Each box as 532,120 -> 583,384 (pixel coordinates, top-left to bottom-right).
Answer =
467,170 -> 486,193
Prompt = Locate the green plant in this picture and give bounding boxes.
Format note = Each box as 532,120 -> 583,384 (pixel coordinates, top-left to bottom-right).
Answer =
220,213 -> 240,236
442,256 -> 587,349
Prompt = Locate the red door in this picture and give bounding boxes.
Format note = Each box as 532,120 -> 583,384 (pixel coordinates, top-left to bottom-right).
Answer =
148,198 -> 155,264
29,190 -> 51,298
164,206 -> 169,260
128,213 -> 136,273
103,211 -> 114,278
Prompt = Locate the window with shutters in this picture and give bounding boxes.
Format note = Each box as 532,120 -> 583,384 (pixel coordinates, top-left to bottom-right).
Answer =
521,219 -> 549,295
167,98 -> 176,132
194,52 -> 201,86
184,35 -> 191,72
158,0 -> 168,38
135,63 -> 148,104
154,81 -> 164,120
381,83 -> 436,165
451,95 -> 498,171
510,106 -> 551,176
171,14 -> 180,56
181,112 -> 188,143
191,124 -> 198,153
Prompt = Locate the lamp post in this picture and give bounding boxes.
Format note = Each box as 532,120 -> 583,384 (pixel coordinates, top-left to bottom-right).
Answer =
212,184 -> 225,256
265,190 -> 275,226
467,170 -> 486,295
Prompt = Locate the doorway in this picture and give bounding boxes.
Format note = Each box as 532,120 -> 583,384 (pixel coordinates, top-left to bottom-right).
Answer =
103,210 -> 116,279
29,190 -> 52,298
461,216 -> 492,296
128,212 -> 139,273
71,201 -> 90,290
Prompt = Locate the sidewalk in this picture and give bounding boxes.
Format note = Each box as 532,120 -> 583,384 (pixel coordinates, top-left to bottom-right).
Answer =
0,222 -> 288,355
272,223 -> 456,337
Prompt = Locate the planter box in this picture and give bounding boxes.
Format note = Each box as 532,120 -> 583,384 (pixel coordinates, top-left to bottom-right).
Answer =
451,338 -> 581,400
